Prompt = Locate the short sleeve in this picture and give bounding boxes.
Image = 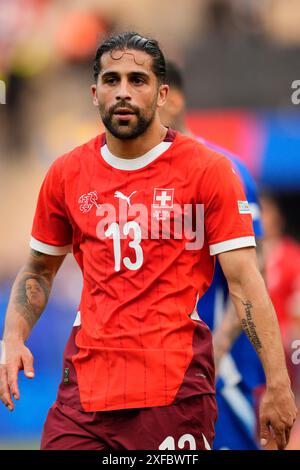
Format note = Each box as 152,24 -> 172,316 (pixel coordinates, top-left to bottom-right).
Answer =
30,158 -> 73,256
201,155 -> 256,256
232,158 -> 264,239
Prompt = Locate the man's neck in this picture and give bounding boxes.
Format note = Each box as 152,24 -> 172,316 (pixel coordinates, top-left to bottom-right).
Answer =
105,117 -> 168,159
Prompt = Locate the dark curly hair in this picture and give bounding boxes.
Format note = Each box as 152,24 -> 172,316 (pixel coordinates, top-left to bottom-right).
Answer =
93,31 -> 166,84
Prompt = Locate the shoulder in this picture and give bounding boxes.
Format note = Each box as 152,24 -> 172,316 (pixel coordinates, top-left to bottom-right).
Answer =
199,137 -> 253,183
229,155 -> 255,189
195,137 -> 258,194
173,132 -> 230,172
204,139 -> 258,189
48,135 -> 101,177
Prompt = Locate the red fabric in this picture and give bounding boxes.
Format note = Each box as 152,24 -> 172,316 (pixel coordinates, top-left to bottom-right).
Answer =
41,394 -> 217,450
266,236 -> 300,339
31,131 -> 254,412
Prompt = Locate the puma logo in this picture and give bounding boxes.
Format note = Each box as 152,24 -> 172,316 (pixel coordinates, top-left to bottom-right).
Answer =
114,190 -> 137,207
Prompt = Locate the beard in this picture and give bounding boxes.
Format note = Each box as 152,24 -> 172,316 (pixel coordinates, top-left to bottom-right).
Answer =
99,99 -> 156,140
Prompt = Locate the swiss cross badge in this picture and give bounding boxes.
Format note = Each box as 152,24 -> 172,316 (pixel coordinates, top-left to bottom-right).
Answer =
153,188 -> 174,208
152,188 -> 174,221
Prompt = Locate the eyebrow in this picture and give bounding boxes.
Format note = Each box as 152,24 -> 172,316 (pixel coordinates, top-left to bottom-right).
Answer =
101,71 -> 150,80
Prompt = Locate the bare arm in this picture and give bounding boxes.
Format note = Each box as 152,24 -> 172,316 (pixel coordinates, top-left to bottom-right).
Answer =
218,247 -> 297,450
213,241 -> 264,372
0,249 -> 65,411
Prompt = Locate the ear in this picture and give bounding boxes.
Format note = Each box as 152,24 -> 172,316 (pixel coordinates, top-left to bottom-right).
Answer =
91,84 -> 99,106
157,84 -> 169,108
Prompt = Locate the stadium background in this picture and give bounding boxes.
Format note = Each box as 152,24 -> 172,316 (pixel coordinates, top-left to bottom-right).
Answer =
0,0 -> 300,449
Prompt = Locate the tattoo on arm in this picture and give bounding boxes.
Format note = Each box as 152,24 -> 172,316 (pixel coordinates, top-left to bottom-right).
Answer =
13,250 -> 53,328
14,274 -> 50,328
241,300 -> 263,353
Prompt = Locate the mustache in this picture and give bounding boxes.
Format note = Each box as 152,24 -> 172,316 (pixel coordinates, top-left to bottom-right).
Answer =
109,101 -> 139,115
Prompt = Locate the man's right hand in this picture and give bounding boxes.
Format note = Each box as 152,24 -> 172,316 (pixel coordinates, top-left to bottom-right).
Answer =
0,250 -> 64,412
0,340 -> 35,411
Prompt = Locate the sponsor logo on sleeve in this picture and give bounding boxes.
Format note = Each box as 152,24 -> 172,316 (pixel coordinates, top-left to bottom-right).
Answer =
238,200 -> 251,214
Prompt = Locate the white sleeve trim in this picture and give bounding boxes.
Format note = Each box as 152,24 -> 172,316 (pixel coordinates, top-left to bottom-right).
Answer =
209,236 -> 256,256
30,236 -> 72,256
73,311 -> 81,326
0,340 -> 6,365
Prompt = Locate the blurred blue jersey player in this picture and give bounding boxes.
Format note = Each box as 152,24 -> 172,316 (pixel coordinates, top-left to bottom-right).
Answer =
197,139 -> 265,450
160,61 -> 265,450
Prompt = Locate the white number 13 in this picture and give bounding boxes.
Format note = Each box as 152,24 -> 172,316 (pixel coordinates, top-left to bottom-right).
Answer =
105,221 -> 143,272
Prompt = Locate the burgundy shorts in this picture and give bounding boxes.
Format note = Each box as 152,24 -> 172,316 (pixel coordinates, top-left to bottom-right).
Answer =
41,394 -> 217,450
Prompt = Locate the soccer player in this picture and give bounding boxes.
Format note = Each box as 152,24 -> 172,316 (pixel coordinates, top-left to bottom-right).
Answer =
0,32 -> 297,450
159,61 -> 266,449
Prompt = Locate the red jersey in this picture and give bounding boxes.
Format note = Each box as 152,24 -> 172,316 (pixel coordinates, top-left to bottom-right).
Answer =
266,236 -> 300,339
30,129 -> 255,412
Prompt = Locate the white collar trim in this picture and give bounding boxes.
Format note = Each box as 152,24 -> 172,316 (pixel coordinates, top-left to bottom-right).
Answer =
101,141 -> 172,170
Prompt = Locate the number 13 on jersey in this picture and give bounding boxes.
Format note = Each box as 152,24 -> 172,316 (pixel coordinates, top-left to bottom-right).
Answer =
105,221 -> 143,272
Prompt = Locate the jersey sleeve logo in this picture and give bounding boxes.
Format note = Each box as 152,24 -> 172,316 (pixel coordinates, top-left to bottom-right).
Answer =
238,200 -> 251,214
78,191 -> 101,213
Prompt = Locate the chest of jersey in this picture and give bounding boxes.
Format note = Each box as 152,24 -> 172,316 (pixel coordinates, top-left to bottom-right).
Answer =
64,156 -> 202,274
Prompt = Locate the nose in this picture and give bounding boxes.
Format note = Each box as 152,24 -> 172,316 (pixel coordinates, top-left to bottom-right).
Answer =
115,78 -> 131,102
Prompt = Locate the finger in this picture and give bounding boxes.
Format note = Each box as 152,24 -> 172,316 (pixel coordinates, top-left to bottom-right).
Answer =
259,417 -> 270,447
285,427 -> 292,448
7,363 -> 20,401
0,367 -> 14,411
273,426 -> 287,450
22,351 -> 35,379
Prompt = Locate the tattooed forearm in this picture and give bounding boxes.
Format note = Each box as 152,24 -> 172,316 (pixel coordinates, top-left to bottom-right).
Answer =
3,250 -> 65,342
241,300 -> 263,353
14,273 -> 50,329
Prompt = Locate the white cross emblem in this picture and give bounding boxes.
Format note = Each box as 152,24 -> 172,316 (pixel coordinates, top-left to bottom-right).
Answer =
153,188 -> 174,208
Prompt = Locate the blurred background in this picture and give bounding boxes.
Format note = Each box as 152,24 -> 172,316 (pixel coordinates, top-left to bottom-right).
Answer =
0,0 -> 300,449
